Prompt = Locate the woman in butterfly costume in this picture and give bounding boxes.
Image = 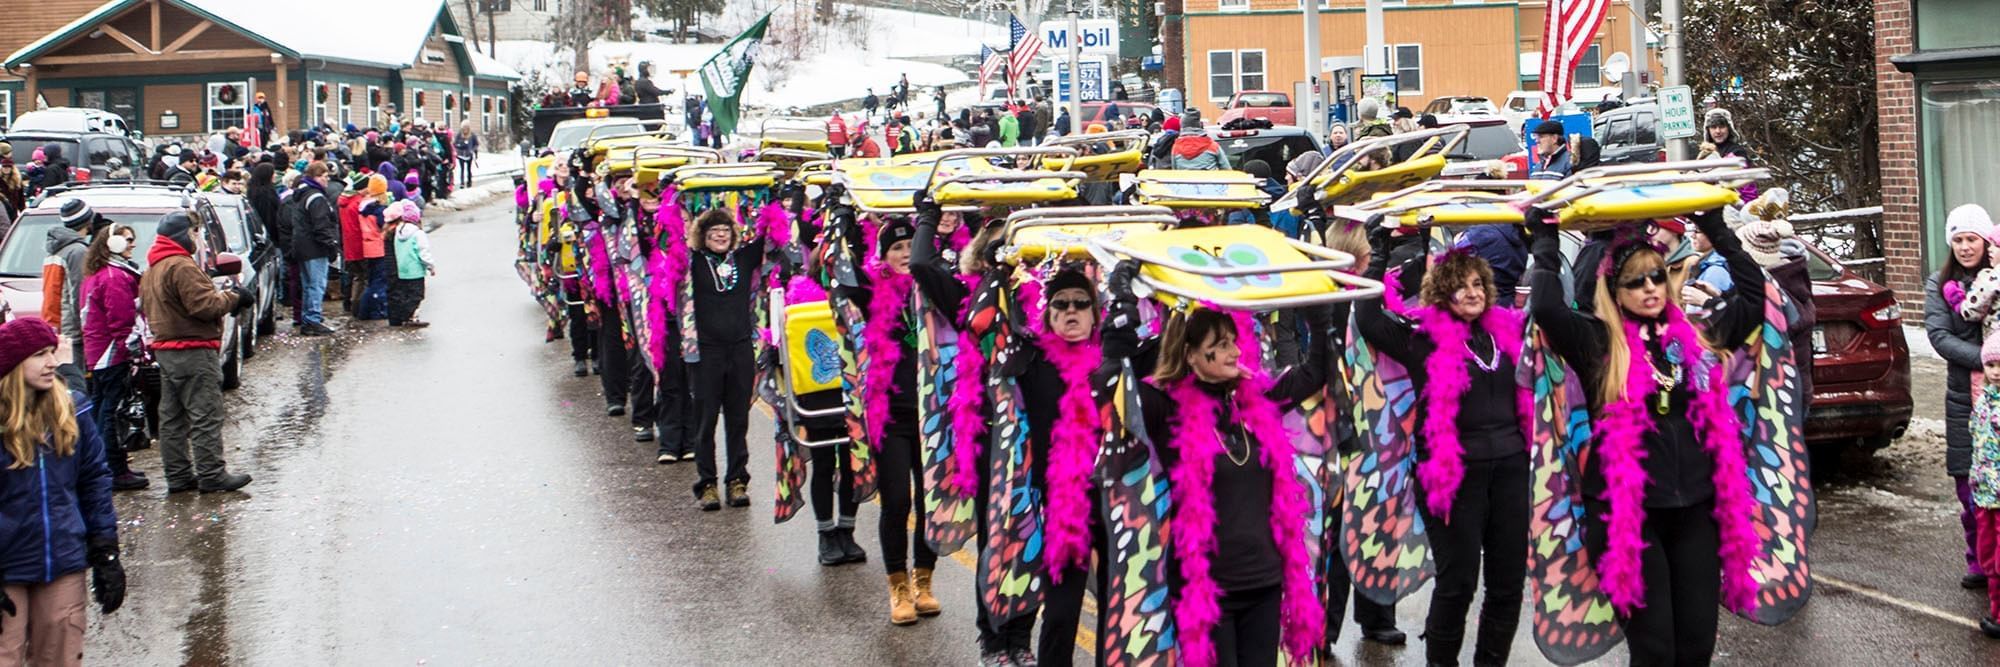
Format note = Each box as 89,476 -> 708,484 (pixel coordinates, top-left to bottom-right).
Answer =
1352,227 -> 1531,667
1100,261 -> 1332,667
1524,205 -> 1765,666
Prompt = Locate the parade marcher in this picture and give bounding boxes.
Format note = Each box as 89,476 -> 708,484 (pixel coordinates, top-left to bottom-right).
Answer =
1100,262 -> 1331,666
80,224 -> 149,491
387,200 -> 433,328
1355,231 -> 1530,667
687,207 -> 769,511
1930,203 -> 1996,589
0,317 -> 126,665
141,212 -> 255,493
1525,204 -> 1767,666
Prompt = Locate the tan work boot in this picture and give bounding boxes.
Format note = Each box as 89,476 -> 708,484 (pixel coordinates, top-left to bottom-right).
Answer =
911,567 -> 942,617
887,572 -> 919,625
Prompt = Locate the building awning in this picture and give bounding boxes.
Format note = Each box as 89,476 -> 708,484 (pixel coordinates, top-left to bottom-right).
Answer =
1893,46 -> 2000,74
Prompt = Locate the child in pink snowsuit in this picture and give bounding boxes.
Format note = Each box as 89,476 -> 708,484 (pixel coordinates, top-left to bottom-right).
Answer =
1972,333 -> 2000,637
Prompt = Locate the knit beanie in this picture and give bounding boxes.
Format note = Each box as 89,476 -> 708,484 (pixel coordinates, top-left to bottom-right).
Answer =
1357,97 -> 1381,122
1949,204 -> 1996,246
0,318 -> 59,379
1286,152 -> 1326,180
366,174 -> 389,196
387,200 -> 421,223
1985,334 -> 2000,365
1735,219 -> 1793,268
877,218 -> 914,257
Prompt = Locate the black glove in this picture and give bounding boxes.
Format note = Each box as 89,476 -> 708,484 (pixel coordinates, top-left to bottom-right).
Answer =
1103,260 -> 1143,333
823,183 -> 847,207
780,181 -> 807,215
1524,207 -> 1560,253
1295,182 -> 1321,217
1690,206 -> 1728,239
87,538 -> 124,615
231,286 -> 255,311
1365,215 -> 1396,269
911,188 -> 943,228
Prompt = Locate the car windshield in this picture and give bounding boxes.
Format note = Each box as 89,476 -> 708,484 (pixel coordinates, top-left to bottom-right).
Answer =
0,211 -> 164,275
546,121 -> 648,152
1236,93 -> 1289,108
1453,100 -> 1499,114
1214,132 -> 1320,170
1450,124 -> 1524,160
1805,246 -> 1845,282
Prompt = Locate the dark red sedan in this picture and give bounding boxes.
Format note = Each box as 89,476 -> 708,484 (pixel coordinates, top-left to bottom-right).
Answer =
1798,244 -> 1912,448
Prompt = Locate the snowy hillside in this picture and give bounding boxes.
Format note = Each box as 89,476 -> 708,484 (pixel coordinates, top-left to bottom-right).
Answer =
495,2 -> 1007,111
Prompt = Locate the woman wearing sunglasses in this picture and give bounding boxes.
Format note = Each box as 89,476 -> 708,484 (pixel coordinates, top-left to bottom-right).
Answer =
1352,227 -> 1532,667
1525,205 -> 1767,666
1099,261 -> 1332,667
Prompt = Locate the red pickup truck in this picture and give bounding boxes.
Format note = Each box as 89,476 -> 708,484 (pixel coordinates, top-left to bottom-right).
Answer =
1216,90 -> 1296,126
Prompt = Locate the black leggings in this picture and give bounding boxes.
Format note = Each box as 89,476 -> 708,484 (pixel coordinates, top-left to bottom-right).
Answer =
1037,523 -> 1109,665
808,424 -> 859,525
1591,500 -> 1721,667
692,342 -> 755,493
657,351 -> 693,456
1416,451 -> 1529,666
566,303 -> 593,361
1213,584 -> 1283,667
876,418 -> 936,574
597,303 -> 630,406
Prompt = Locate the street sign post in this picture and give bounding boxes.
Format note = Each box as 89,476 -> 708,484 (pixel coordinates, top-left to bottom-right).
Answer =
1039,19 -> 1120,56
1660,84 -> 1697,140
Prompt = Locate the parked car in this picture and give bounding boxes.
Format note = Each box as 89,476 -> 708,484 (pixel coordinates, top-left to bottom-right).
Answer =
1500,91 -> 1585,131
1207,124 -> 1326,171
1079,101 -> 1158,128
1422,96 -> 1501,117
1217,91 -> 1296,127
1511,228 -> 1911,451
1430,115 -> 1524,177
1591,102 -> 1666,166
2,107 -> 147,183
8,107 -> 135,136
0,183 -> 247,389
200,192 -> 278,361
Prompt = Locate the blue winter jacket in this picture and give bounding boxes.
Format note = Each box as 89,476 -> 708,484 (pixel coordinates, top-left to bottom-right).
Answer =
0,391 -> 118,584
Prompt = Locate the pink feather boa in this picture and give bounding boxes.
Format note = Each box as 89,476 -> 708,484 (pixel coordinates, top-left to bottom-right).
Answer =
945,273 -> 989,497
1404,305 -> 1531,519
654,188 -> 692,313
786,274 -> 828,303
1161,311 -> 1326,666
860,265 -> 914,451
585,225 -> 614,305
1593,306 -> 1762,616
756,201 -> 793,247
1039,334 -> 1104,578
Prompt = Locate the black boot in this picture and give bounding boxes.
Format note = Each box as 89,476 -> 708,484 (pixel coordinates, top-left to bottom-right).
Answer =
818,530 -> 845,566
836,527 -> 868,564
572,360 -> 588,377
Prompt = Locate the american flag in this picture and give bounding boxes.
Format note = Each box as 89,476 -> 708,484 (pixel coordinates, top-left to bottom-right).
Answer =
1539,0 -> 1610,117
1007,14 -> 1042,89
977,45 -> 1007,96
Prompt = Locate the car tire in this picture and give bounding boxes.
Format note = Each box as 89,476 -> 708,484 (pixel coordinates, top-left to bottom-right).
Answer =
257,298 -> 276,336
239,316 -> 257,360
220,338 -> 242,391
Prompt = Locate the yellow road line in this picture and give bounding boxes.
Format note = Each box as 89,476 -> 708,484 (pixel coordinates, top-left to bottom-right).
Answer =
754,401 -> 1100,656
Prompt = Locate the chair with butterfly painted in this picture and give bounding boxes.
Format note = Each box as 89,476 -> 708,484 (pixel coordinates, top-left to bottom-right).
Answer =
1126,168 -> 1269,226
765,279 -> 853,525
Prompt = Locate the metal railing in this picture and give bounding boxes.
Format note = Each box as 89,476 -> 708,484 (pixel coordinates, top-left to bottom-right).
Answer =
1791,206 -> 1886,284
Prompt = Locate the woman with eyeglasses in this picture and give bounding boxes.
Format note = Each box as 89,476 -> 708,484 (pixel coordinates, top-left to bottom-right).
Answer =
1099,261 -> 1332,667
1524,205 -> 1767,666
1352,226 -> 1531,667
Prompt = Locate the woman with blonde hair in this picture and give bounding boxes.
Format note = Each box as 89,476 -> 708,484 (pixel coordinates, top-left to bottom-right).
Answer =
0,317 -> 125,664
1525,205 -> 1766,665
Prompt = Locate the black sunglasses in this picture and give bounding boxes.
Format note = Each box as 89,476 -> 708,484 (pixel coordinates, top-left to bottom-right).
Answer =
1619,269 -> 1668,290
1049,298 -> 1094,312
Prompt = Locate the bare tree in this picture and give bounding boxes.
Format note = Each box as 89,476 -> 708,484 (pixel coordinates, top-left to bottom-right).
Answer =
461,0 -> 483,54
637,0 -> 725,43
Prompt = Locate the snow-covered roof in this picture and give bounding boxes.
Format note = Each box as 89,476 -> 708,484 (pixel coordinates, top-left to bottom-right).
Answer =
468,47 -> 522,81
7,0 -> 513,79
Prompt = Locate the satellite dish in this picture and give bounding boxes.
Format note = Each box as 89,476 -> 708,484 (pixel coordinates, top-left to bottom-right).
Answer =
1604,52 -> 1632,83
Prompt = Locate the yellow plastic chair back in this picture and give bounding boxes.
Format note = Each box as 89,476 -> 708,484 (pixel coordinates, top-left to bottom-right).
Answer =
783,301 -> 845,395
932,157 -> 1079,207
1123,225 -> 1338,308
675,163 -> 781,192
1313,154 -> 1448,206
1009,221 -> 1166,263
1131,169 -> 1266,210
1555,180 -> 1741,228
525,156 -> 556,196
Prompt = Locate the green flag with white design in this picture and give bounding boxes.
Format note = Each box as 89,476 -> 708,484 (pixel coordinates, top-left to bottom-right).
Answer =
699,12 -> 771,138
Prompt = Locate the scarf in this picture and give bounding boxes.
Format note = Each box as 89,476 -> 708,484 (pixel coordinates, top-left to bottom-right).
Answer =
1024,275 -> 1105,577
1161,311 -> 1324,666
1593,307 -> 1762,616
1406,305 -> 1531,518
860,263 -> 915,451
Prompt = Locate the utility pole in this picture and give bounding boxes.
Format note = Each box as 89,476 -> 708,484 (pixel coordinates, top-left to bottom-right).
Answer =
1661,0 -> 1686,158
1625,0 -> 1648,99
1364,0 -> 1385,75
1302,0 -> 1321,138
1067,8 -> 1083,131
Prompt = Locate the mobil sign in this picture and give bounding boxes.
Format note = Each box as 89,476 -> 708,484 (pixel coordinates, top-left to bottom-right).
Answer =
1040,19 -> 1121,56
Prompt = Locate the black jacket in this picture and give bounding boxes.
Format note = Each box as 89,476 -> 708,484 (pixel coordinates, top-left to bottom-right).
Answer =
1927,270 -> 1981,475
290,182 -> 341,261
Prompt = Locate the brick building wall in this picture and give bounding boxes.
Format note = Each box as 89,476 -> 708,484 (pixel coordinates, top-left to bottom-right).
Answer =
1876,0 -> 1924,311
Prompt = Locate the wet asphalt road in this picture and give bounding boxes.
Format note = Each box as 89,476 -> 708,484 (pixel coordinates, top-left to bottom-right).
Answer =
85,196 -> 2000,665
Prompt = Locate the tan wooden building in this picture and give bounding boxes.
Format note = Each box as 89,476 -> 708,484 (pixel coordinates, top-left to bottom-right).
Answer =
1181,0 -> 1656,118
0,0 -> 518,141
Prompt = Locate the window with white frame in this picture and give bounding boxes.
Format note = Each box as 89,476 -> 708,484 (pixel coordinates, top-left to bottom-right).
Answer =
1575,44 -> 1603,87
444,92 -> 456,129
1394,44 -> 1423,94
313,82 -> 330,127
482,95 -> 492,133
1207,50 -> 1266,101
410,88 -> 426,120
339,85 -> 353,128
366,86 -> 381,126
1239,50 -> 1266,91
1208,51 -> 1236,101
0,90 -> 12,131
206,81 -> 249,132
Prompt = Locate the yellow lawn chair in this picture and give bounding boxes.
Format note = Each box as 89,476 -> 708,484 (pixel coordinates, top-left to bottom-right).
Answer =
1090,224 -> 1385,312
1000,205 -> 1177,265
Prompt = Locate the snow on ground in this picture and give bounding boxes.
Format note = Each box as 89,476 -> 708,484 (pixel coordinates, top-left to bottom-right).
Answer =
495,3 -> 1006,112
